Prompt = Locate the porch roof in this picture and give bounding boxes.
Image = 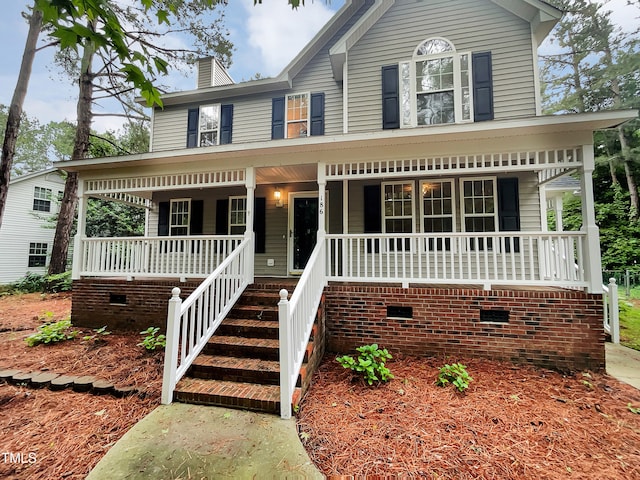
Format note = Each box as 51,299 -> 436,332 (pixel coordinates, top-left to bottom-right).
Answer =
56,110 -> 636,174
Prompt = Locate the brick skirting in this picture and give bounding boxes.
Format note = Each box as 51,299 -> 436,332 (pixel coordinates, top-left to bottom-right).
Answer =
324,283 -> 605,372
72,279 -> 201,332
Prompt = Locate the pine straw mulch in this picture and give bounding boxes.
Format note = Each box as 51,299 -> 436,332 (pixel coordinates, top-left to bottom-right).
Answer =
297,355 -> 640,480
0,293 -> 163,480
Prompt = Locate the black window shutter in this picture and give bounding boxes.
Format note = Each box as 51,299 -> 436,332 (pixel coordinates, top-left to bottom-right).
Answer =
215,198 -> 229,235
254,197 -> 266,253
497,178 -> 520,253
381,65 -> 400,129
472,52 -> 494,122
190,200 -> 204,235
364,185 -> 382,253
271,97 -> 285,139
158,202 -> 169,236
187,108 -> 199,148
310,93 -> 325,136
220,104 -> 233,145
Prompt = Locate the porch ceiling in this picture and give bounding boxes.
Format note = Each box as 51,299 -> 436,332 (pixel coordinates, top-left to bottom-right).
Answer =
256,164 -> 317,184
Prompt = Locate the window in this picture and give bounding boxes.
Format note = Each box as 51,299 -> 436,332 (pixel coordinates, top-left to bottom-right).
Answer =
28,243 -> 47,267
460,178 -> 497,250
199,104 -> 220,146
421,180 -> 455,250
400,38 -> 472,127
33,187 -> 52,212
383,182 -> 414,250
170,199 -> 190,236
286,93 -> 309,138
229,196 -> 247,235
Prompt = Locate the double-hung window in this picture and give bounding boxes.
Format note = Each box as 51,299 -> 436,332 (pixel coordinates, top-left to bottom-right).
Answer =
33,187 -> 52,212
400,38 -> 472,127
460,178 -> 497,250
229,196 -> 247,235
199,104 -> 220,146
28,242 -> 47,267
382,182 -> 414,250
170,199 -> 190,236
286,93 -> 309,138
421,180 -> 455,251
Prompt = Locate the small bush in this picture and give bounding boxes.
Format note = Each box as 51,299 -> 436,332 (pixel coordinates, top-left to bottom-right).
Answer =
25,318 -> 78,347
336,344 -> 394,385
46,271 -> 72,292
12,272 -> 47,293
436,363 -> 473,392
138,327 -> 166,351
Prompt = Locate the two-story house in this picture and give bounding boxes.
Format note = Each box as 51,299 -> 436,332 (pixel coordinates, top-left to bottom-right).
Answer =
56,0 -> 636,417
0,168 -> 65,284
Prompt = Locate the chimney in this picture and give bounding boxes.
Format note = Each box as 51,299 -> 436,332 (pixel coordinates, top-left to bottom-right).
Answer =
196,57 -> 234,89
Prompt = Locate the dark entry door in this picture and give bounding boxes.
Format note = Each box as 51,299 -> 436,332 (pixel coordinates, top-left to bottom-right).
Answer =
291,195 -> 318,273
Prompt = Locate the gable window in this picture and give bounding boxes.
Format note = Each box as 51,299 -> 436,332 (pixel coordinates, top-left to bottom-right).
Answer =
460,178 -> 497,250
187,104 -> 233,148
421,180 -> 455,251
383,181 -> 414,250
399,38 -> 471,127
28,242 -> 47,267
170,199 -> 190,236
229,196 -> 247,235
33,187 -> 52,212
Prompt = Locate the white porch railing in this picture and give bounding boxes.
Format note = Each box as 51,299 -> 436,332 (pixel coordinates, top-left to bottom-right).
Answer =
278,238 -> 327,419
326,232 -> 587,288
78,235 -> 244,278
161,237 -> 252,404
603,277 -> 620,344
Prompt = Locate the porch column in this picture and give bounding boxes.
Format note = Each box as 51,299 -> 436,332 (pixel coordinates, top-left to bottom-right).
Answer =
245,167 -> 255,281
554,196 -> 564,232
71,177 -> 87,280
318,163 -> 326,237
580,145 -> 603,294
539,185 -> 548,232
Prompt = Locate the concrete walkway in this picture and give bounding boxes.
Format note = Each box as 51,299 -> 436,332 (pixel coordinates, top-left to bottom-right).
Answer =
606,342 -> 640,389
86,403 -> 323,480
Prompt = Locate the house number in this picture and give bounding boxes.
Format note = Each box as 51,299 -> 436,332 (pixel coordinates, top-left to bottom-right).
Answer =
319,200 -> 324,215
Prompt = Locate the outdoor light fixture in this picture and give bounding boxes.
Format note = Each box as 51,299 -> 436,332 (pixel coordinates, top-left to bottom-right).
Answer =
274,187 -> 283,207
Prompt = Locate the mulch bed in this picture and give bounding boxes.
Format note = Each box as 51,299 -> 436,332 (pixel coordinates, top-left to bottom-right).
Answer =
297,356 -> 640,479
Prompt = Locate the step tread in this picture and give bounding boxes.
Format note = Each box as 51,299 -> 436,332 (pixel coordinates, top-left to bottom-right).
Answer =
208,335 -> 279,349
221,318 -> 279,329
191,355 -> 280,373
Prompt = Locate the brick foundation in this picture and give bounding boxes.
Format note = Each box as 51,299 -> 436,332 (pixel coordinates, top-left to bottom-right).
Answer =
72,279 -> 201,332
324,283 -> 605,372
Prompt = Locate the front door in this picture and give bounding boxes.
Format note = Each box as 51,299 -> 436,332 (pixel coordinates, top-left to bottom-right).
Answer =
289,192 -> 318,274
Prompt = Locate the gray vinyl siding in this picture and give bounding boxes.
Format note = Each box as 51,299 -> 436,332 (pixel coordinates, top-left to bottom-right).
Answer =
197,59 -> 212,89
347,0 -> 537,132
152,107 -> 190,151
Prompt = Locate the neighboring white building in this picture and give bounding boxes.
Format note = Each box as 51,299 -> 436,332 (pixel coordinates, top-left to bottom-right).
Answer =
0,168 -> 65,284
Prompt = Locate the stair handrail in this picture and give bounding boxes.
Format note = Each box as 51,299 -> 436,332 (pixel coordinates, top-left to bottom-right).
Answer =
278,237 -> 327,419
603,277 -> 620,344
162,237 -> 252,404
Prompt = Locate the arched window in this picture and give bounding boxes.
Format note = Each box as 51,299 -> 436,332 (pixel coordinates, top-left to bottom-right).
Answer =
399,37 -> 472,126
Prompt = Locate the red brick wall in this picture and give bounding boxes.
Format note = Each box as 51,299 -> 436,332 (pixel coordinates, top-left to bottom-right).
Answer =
72,279 -> 200,332
324,284 -> 605,371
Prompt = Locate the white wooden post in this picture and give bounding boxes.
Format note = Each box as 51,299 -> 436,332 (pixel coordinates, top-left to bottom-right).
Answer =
609,278 -> 620,344
278,288 -> 292,419
318,163 -> 326,236
161,287 -> 182,405
580,145 -> 603,294
245,166 -> 256,282
71,179 -> 88,280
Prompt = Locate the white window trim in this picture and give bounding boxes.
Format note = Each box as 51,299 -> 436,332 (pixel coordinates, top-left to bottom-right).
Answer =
28,242 -> 48,268
285,92 -> 310,139
199,104 -> 221,147
419,178 -> 457,232
400,37 -> 473,128
33,186 -> 52,212
381,180 -> 416,234
169,198 -> 191,236
228,195 -> 247,234
459,176 -> 498,232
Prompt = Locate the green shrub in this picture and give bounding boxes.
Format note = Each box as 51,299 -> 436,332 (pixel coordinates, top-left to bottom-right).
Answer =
25,318 -> 78,347
12,272 -> 47,293
46,271 -> 72,292
436,363 -> 473,392
336,344 -> 394,385
138,327 -> 166,351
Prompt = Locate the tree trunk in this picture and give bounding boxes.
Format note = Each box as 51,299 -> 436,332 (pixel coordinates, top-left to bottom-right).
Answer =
619,126 -> 639,221
0,6 -> 42,228
48,35 -> 95,275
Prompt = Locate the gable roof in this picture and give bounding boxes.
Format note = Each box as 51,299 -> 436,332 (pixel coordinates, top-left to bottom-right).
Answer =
9,167 -> 63,185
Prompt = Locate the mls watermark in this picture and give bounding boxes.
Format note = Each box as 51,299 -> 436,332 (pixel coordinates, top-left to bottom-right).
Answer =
2,452 -> 37,465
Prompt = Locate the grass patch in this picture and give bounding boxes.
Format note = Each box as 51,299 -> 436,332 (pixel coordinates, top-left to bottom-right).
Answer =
619,299 -> 640,351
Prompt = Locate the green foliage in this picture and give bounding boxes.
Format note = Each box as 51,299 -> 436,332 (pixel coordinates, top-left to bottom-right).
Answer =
336,344 -> 394,385
82,325 -> 111,342
7,272 -> 72,294
138,327 -> 166,351
25,318 -> 78,346
436,363 -> 473,392
619,300 -> 640,351
46,271 -> 72,292
628,403 -> 640,414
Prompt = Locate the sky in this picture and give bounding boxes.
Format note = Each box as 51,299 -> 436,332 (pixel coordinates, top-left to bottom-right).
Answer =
0,0 -> 636,134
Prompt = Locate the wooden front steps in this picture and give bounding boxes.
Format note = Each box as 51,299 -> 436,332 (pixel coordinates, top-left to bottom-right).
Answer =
173,281 -> 313,414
